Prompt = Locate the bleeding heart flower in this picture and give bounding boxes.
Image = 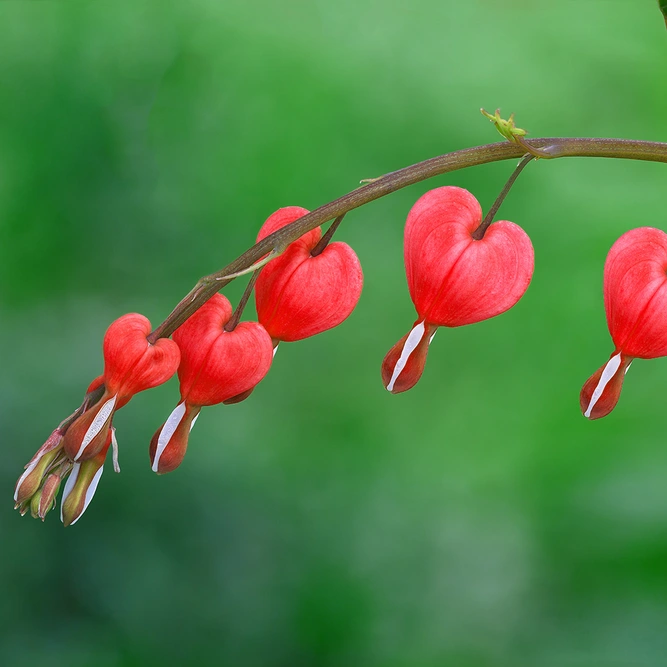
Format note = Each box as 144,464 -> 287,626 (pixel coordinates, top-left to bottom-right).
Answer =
149,294 -> 273,474
382,186 -> 534,393
581,227 -> 667,419
255,206 -> 363,344
222,206 -> 363,406
62,313 -> 180,462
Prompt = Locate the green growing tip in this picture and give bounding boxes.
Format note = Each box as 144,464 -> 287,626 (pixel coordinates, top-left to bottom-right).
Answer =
480,108 -> 528,143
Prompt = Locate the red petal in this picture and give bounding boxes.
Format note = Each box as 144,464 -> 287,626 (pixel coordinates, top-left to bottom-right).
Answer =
404,187 -> 533,326
86,375 -> 105,393
604,227 -> 667,358
580,352 -> 633,420
103,313 -> 180,398
62,390 -> 117,461
185,323 -> 273,405
256,240 -> 363,341
222,387 -> 255,405
173,295 -> 274,406
173,294 -> 233,399
149,402 -> 201,474
381,321 -> 437,394
256,206 -> 320,248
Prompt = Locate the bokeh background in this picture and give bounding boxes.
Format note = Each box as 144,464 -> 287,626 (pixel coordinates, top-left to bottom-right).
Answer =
1,1 -> 666,666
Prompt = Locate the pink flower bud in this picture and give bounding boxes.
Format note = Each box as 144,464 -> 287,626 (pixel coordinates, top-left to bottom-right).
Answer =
63,313 -> 180,461
149,294 -> 273,474
383,186 -> 534,393
581,227 -> 667,419
28,473 -> 61,520
37,473 -> 61,521
14,434 -> 62,507
255,207 -> 363,342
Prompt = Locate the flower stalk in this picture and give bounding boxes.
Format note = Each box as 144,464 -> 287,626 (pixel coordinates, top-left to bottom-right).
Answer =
472,154 -> 535,240
147,137 -> 667,343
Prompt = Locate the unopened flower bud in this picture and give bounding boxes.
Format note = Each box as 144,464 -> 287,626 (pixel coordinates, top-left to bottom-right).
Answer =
38,474 -> 62,521
30,489 -> 42,519
14,440 -> 62,508
61,433 -> 111,527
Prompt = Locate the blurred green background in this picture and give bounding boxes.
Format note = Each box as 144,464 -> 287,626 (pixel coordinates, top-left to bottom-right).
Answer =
1,1 -> 666,666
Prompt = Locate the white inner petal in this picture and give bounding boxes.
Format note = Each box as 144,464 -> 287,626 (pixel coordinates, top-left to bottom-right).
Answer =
14,456 -> 41,502
111,428 -> 120,473
60,463 -> 81,523
75,394 -> 117,461
387,321 -> 426,392
190,412 -> 199,431
152,402 -> 186,472
585,353 -> 622,419
69,465 -> 104,526
273,344 -> 279,358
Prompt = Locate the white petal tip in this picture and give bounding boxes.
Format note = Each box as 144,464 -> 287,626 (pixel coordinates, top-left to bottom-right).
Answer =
584,353 -> 622,419
386,321 -> 427,393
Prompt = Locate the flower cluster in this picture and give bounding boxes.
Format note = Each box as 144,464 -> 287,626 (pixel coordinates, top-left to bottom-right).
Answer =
14,206 -> 363,525
14,314 -> 180,525
14,187 -> 662,526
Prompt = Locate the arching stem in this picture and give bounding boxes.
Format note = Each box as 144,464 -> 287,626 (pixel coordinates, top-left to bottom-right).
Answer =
148,137 -> 667,341
472,154 -> 535,240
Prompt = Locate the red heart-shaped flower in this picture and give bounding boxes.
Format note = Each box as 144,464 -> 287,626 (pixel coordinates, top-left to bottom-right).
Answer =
255,207 -> 363,342
149,294 -> 273,474
604,227 -> 667,358
405,186 -> 534,326
63,313 -> 180,461
581,227 -> 667,420
382,186 -> 534,393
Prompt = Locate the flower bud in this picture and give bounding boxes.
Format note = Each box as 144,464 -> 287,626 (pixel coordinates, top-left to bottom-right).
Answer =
14,439 -> 62,508
38,474 -> 61,521
61,432 -> 111,526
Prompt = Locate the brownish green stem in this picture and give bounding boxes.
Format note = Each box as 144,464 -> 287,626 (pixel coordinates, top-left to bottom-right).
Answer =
311,213 -> 346,257
472,154 -> 535,240
147,137 -> 667,344
224,271 -> 259,332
